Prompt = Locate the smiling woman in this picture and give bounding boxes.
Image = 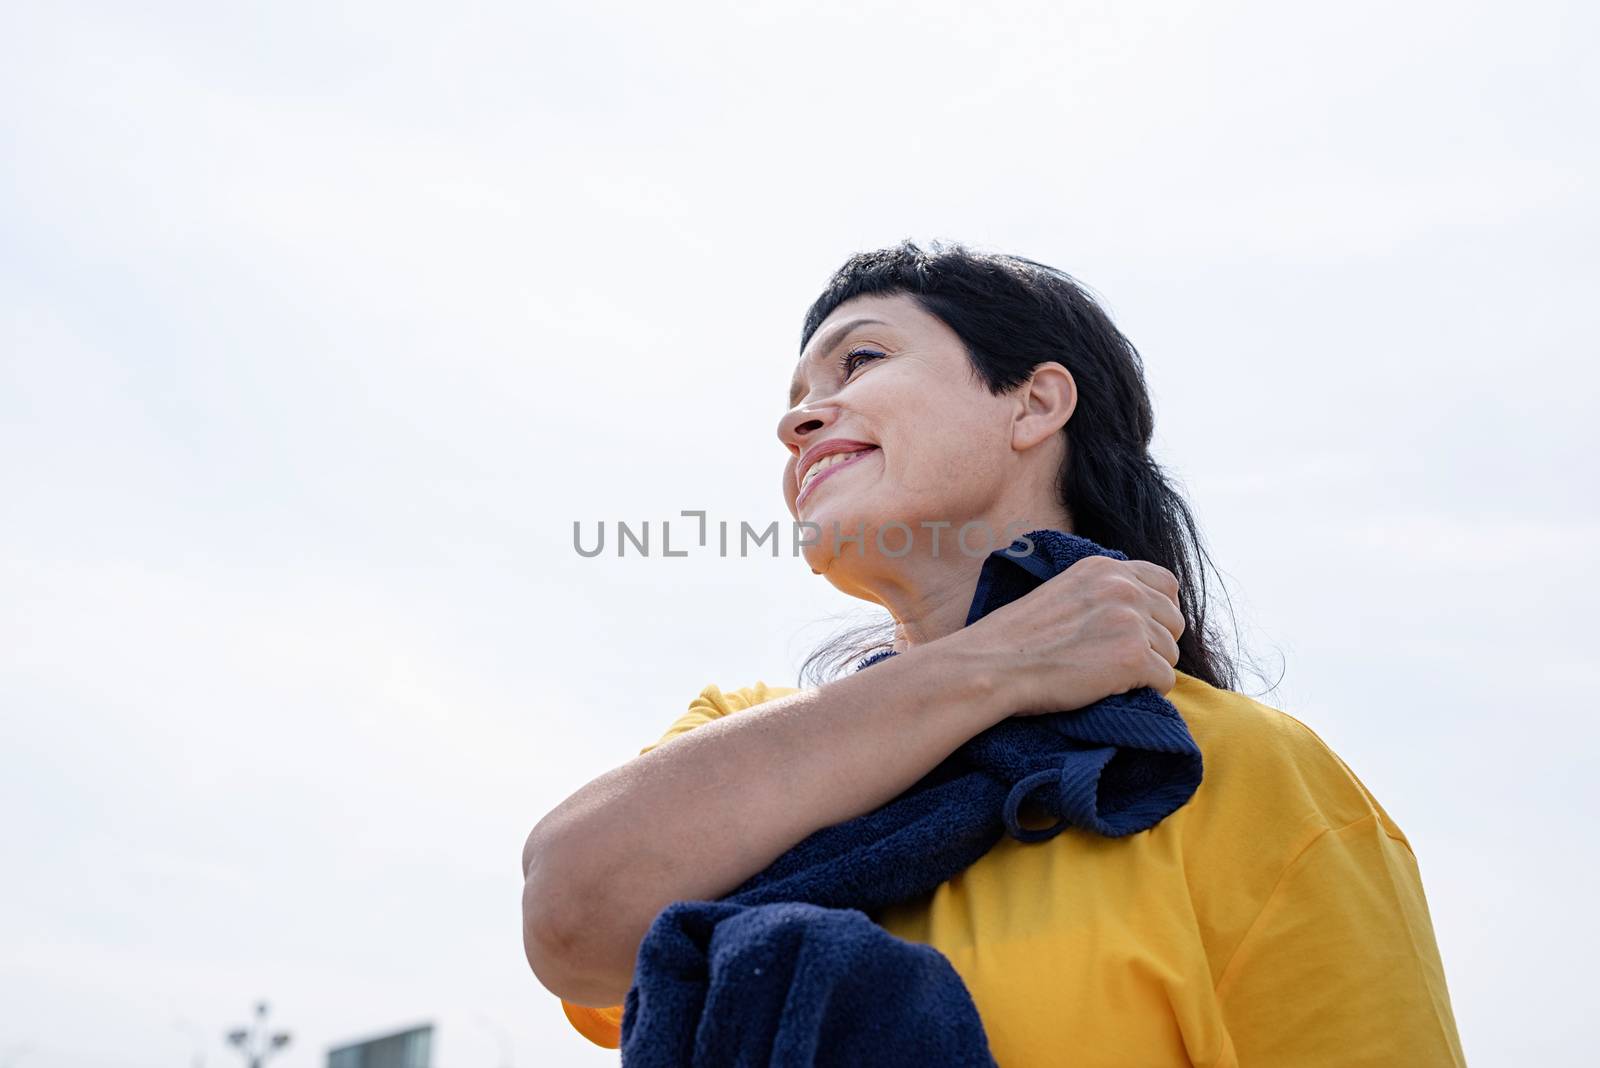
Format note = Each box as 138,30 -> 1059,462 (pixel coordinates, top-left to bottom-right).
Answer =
779,285 -> 1076,613
520,240 -> 1466,1066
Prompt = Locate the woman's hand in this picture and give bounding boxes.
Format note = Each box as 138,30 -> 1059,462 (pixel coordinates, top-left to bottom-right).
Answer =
955,555 -> 1186,717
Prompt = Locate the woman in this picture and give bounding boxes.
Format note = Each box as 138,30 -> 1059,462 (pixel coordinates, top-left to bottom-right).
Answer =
522,241 -> 1466,1066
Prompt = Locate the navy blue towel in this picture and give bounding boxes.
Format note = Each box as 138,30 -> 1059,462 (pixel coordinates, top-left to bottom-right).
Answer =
618,529 -> 1204,1066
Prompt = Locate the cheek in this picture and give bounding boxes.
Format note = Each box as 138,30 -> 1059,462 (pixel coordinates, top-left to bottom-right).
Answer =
892,413 -> 1007,498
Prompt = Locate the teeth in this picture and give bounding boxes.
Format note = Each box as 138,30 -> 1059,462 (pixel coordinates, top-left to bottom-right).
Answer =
800,449 -> 872,494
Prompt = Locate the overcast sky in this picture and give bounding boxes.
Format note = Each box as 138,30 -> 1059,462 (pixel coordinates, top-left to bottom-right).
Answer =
3,1 -> 1595,1065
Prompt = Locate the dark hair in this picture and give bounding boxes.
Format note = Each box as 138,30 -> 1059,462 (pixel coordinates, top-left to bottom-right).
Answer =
795,239 -> 1272,696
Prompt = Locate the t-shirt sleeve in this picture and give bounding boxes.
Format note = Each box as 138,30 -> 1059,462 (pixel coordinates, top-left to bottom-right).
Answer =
558,679 -> 801,1050
1215,812 -> 1468,1065
635,681 -> 789,756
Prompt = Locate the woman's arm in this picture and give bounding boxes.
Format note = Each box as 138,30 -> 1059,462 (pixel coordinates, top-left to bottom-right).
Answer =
522,556 -> 1185,1008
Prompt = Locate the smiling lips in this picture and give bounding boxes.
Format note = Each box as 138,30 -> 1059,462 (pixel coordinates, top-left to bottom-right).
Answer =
796,441 -> 879,508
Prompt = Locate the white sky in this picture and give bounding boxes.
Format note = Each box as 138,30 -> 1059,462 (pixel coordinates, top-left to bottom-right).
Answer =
2,1 -> 1595,1065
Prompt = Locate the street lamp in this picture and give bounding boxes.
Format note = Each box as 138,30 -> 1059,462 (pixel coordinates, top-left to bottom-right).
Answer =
225,1002 -> 292,1068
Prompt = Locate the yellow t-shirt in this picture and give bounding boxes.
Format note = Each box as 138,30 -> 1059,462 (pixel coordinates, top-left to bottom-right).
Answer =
558,671 -> 1467,1066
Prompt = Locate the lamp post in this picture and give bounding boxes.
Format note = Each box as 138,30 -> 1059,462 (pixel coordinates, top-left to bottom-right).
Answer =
226,1002 -> 291,1068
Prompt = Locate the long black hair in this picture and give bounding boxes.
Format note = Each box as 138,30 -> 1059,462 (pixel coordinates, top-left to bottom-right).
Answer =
795,239 -> 1270,695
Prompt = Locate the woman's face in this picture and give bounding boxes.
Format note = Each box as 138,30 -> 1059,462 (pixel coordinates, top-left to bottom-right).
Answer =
779,292 -> 1044,587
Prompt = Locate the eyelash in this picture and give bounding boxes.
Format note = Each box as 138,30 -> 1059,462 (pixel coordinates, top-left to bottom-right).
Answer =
839,346 -> 886,378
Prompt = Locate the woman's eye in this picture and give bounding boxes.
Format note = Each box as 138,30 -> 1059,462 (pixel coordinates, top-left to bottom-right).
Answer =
840,347 -> 886,378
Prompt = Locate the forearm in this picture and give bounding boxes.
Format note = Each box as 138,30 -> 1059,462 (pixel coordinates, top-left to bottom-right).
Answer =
522,632 -> 1013,1006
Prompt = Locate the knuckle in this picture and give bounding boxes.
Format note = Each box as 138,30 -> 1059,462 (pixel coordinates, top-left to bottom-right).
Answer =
1095,603 -> 1142,633
1100,574 -> 1142,604
1080,554 -> 1115,573
1116,637 -> 1148,671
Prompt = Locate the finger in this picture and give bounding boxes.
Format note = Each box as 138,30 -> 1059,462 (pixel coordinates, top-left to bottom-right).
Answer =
1125,560 -> 1181,606
1143,646 -> 1178,695
1147,616 -> 1181,668
1138,582 -> 1186,643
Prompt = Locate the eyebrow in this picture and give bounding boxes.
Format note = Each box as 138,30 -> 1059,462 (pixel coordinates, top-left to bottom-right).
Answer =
788,317 -> 890,406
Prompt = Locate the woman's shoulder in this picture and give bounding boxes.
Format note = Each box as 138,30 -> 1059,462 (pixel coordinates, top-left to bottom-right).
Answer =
1165,670 -> 1411,852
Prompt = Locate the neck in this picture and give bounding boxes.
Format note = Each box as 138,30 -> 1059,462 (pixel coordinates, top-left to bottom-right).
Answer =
828,509 -> 1073,651
879,556 -> 987,650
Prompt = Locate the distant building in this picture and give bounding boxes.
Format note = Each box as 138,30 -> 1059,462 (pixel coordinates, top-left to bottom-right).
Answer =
326,1024 -> 433,1068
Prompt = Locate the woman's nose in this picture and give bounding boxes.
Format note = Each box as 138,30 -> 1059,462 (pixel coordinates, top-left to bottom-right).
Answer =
777,403 -> 835,451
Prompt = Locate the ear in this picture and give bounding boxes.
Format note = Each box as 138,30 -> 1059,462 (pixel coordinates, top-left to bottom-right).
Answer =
1011,362 -> 1077,451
